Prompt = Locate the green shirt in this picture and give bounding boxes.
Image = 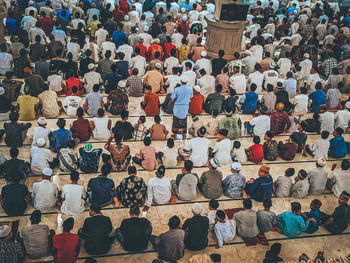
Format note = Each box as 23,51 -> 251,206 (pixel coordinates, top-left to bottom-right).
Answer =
219,115 -> 241,140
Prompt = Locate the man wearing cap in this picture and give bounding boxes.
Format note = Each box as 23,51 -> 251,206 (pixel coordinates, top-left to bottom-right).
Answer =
212,129 -> 232,166
327,160 -> 350,198
182,202 -> 209,250
263,62 -> 279,88
147,38 -> 163,61
322,191 -> 350,234
299,53 -> 313,79
83,63 -> 103,94
105,81 -> 129,115
31,137 -> 54,175
144,166 -> 174,211
143,62 -> 164,93
270,102 -> 291,135
244,164 -> 273,202
170,74 -> 193,137
189,85 -> 204,115
195,51 -> 211,76
198,158 -> 223,199
0,224 -> 24,261
223,162 -> 246,198
32,168 -> 58,211
79,142 -> 102,173
138,26 -> 153,48
130,47 -> 147,77
307,157 -> 328,195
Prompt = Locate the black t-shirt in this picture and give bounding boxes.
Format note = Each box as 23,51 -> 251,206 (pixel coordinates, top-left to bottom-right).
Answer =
120,217 -> 151,251
113,121 -> 134,141
291,131 -> 307,153
1,183 -> 28,216
182,215 -> 209,251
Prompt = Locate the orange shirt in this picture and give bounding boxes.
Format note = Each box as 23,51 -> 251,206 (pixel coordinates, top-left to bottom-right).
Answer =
144,93 -> 160,116
189,93 -> 204,115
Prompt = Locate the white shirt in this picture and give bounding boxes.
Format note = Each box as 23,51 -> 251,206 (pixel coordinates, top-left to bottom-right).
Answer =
309,139 -> 330,160
291,33 -> 302,47
249,115 -> 270,139
61,184 -> 86,215
31,146 -> 53,175
299,59 -> 313,79
117,44 -> 133,62
32,180 -> 58,211
47,74 -> 63,92
214,220 -> 236,247
263,69 -> 279,87
32,126 -> 52,148
138,32 -> 152,48
172,32 -> 184,48
232,147 -> 247,163
164,56 -> 180,75
165,75 -> 181,94
63,96 -> 83,116
307,73 -> 321,92
241,56 -> 256,75
249,45 -> 263,63
66,42 -> 80,62
95,28 -> 109,47
283,78 -> 297,98
184,137 -> 210,167
83,71 -> 103,93
188,10 -> 200,24
246,24 -> 261,39
145,177 -> 171,207
319,111 -> 335,134
130,55 -> 147,76
101,41 -> 117,60
128,10 -> 140,26
229,73 -> 246,94
277,58 -> 291,77
248,71 -> 263,93
198,75 -> 215,98
71,18 -> 85,29
213,138 -> 232,166
293,94 -> 308,116
195,58 -> 211,75
335,110 -> 350,130
92,116 -> 111,140
181,70 -> 196,88
0,52 -> 13,74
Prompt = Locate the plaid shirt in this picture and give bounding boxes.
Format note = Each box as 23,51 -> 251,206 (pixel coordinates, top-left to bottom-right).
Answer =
322,57 -> 338,78
134,123 -> 148,141
126,75 -> 144,97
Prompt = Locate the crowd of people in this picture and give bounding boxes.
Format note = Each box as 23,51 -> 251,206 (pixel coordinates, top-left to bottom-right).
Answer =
0,0 -> 350,262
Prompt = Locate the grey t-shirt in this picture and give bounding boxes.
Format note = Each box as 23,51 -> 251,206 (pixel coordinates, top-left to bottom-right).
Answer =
85,92 -> 103,117
273,176 -> 292,197
308,167 -> 328,195
291,179 -> 309,199
257,210 -> 278,233
20,224 -> 50,258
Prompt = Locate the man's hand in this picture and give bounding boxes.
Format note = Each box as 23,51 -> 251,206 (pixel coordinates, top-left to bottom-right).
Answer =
143,205 -> 150,212
170,195 -> 177,205
331,163 -> 337,171
215,245 -> 220,249
114,201 -> 122,209
307,217 -> 316,223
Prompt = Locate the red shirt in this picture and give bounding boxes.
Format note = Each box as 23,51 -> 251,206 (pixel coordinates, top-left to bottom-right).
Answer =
71,117 -> 91,141
65,77 -> 85,96
163,43 -> 177,59
39,17 -> 53,36
112,9 -> 124,24
53,232 -> 79,263
189,93 -> 204,115
179,22 -> 189,38
147,44 -> 163,61
247,144 -> 264,164
119,0 -> 130,15
144,93 -> 160,116
135,44 -> 147,58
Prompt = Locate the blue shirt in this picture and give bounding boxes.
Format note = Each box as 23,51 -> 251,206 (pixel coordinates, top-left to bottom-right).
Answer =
245,175 -> 273,202
6,18 -> 17,35
343,16 -> 350,27
277,211 -> 309,238
56,9 -> 72,22
304,209 -> 321,234
329,136 -> 347,158
79,148 -> 102,173
116,61 -> 129,79
241,92 -> 258,114
88,175 -> 115,205
171,85 -> 193,119
112,30 -> 126,47
308,90 -> 326,113
53,128 -> 72,153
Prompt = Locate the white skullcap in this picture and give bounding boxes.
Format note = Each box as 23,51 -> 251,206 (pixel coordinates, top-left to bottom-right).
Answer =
144,26 -> 149,31
118,81 -> 126,88
38,117 -> 46,125
193,85 -> 200,92
180,75 -> 189,83
0,87 -> 4,95
42,167 -> 53,176
88,63 -> 95,70
346,101 -> 350,109
182,15 -> 188,21
155,63 -> 162,69
37,138 -> 46,147
303,53 -> 310,59
0,225 -> 11,238
317,157 -> 327,167
181,7 -> 186,12
192,202 -> 203,215
124,15 -> 129,20
200,51 -> 207,57
231,162 -> 241,171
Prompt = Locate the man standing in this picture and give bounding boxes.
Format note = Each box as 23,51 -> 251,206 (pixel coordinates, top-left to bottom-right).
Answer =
171,75 -> 193,138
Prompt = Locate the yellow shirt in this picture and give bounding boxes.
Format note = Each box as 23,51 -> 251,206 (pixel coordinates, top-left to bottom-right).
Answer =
87,20 -> 101,37
17,95 -> 38,121
143,70 -> 164,93
178,44 -> 190,64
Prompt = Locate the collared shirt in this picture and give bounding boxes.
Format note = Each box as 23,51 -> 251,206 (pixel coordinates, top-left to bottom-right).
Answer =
32,180 -> 58,211
171,85 -> 193,119
155,229 -> 185,262
117,176 -> 147,207
126,75 -> 144,96
233,209 -> 260,238
145,177 -> 171,207
88,175 -> 115,205
257,210 -> 277,233
322,57 -> 338,78
278,211 -> 310,238
214,221 -> 236,247
143,70 -> 163,93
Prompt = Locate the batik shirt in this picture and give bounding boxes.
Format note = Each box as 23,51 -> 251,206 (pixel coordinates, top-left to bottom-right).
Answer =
117,176 -> 147,207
